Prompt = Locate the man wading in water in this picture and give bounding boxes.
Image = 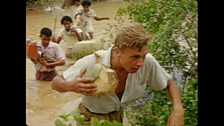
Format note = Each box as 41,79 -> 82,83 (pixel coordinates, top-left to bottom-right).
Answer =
30,28 -> 65,81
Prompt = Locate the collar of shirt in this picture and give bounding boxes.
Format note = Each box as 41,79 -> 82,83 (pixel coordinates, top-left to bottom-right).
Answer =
64,45 -> 169,113
36,41 -> 54,52
100,46 -> 112,67
96,46 -> 146,102
81,46 -> 148,113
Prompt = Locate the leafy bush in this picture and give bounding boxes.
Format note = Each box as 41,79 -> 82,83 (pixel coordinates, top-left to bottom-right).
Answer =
116,0 -> 198,125
54,109 -> 124,126
125,87 -> 171,126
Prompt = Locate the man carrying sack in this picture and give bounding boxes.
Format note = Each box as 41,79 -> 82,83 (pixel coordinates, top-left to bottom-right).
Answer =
52,23 -> 184,126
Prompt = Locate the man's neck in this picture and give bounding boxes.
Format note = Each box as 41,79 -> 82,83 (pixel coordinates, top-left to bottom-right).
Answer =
111,49 -> 127,74
65,28 -> 70,32
42,43 -> 49,49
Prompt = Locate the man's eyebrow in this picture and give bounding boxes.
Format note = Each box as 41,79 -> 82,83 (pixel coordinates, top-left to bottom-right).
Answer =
130,51 -> 149,56
130,54 -> 147,58
131,54 -> 141,56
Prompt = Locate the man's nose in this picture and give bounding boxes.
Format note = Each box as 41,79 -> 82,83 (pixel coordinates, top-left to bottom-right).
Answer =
137,57 -> 144,67
43,40 -> 50,43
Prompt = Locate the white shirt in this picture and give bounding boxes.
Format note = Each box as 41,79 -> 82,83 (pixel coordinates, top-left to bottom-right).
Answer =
70,5 -> 83,18
63,47 -> 171,113
58,28 -> 79,48
35,41 -> 65,72
76,8 -> 96,25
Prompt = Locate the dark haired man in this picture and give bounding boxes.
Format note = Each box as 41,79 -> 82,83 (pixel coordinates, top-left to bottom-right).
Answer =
53,16 -> 83,58
31,27 -> 65,81
74,0 -> 110,39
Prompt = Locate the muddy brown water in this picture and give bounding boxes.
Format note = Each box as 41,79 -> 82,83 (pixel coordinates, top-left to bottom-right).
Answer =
26,1 -> 128,126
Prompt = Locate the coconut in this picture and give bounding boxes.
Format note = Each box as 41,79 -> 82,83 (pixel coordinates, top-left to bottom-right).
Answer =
83,53 -> 118,96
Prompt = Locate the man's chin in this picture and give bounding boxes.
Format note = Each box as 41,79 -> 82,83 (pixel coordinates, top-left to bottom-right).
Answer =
128,68 -> 139,73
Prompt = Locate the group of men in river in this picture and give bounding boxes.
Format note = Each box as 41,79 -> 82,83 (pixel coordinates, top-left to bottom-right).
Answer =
28,0 -> 109,80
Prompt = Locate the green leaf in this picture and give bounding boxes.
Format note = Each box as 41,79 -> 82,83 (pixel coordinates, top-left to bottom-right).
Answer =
100,120 -> 112,126
112,120 -> 123,126
76,115 -> 85,123
90,117 -> 101,126
69,109 -> 80,117
55,119 -> 63,126
59,114 -> 70,121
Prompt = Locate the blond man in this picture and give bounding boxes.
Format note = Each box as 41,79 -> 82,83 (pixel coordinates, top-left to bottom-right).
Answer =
52,23 -> 184,126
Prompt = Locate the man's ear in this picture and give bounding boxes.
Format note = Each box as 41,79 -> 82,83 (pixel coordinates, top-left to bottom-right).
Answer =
113,47 -> 121,56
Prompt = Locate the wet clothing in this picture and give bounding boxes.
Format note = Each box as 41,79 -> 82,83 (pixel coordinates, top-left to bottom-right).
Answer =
70,5 -> 83,18
57,28 -> 79,58
76,8 -> 96,32
36,70 -> 58,81
35,41 -> 65,81
69,5 -> 84,35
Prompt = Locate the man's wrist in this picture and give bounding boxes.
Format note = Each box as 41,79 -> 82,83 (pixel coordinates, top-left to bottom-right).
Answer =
173,105 -> 184,112
46,62 -> 51,67
65,80 -> 75,92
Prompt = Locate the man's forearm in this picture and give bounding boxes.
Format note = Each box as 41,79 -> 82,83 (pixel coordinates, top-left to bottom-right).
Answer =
93,16 -> 109,21
52,75 -> 72,92
48,60 -> 65,67
55,37 -> 62,44
74,13 -> 81,19
167,80 -> 183,110
166,79 -> 184,126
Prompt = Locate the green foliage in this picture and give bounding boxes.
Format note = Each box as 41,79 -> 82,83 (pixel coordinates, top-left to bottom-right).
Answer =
125,88 -> 170,126
55,119 -> 63,126
116,0 -> 198,73
116,0 -> 198,125
182,77 -> 198,126
54,109 -> 124,126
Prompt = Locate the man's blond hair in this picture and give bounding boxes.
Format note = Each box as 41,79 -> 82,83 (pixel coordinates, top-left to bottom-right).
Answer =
114,23 -> 152,50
